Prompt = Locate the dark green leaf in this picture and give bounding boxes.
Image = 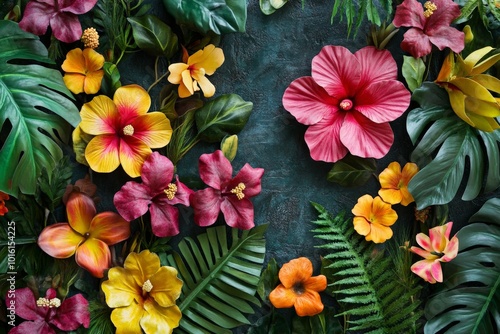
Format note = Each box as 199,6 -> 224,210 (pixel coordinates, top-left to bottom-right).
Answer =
195,94 -> 253,143
326,155 -> 376,187
247,311 -> 291,334
100,62 -> 122,96
257,258 -> 279,302
0,21 -> 80,196
162,0 -> 247,34
127,14 -> 178,58
402,56 -> 425,92
37,155 -> 73,212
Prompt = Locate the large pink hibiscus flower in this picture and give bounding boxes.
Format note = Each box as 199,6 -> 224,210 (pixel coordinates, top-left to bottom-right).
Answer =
282,46 -> 411,163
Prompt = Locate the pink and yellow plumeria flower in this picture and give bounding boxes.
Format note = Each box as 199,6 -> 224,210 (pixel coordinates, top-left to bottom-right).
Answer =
38,192 -> 130,278
410,222 -> 459,283
78,84 -> 172,177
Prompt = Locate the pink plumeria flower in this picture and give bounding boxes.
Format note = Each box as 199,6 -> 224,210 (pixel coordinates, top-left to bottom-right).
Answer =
282,45 -> 411,163
410,222 -> 459,283
190,150 -> 264,229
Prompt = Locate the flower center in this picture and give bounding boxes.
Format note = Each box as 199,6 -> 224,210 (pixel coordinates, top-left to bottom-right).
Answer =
423,1 -> 437,17
339,99 -> 353,110
142,279 -> 153,293
164,183 -> 178,200
123,124 -> 134,136
36,297 -> 61,308
293,282 -> 305,295
230,183 -> 246,200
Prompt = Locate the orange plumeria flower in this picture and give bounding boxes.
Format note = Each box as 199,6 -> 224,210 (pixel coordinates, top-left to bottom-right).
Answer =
78,84 -> 172,177
0,191 -> 9,216
352,195 -> 398,243
37,192 -> 130,278
168,44 -> 224,98
378,161 -> 419,206
62,48 -> 105,95
269,257 -> 327,317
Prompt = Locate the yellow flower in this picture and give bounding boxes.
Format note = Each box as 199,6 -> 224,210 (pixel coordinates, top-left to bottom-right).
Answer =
101,250 -> 183,334
62,48 -> 104,95
167,44 -> 224,98
435,47 -> 500,132
351,195 -> 398,243
378,162 -> 419,206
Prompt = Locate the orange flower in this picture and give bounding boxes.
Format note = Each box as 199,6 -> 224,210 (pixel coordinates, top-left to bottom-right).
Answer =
62,48 -> 104,95
269,257 -> 327,317
352,195 -> 398,243
0,191 -> 9,216
378,161 -> 419,206
37,192 -> 130,278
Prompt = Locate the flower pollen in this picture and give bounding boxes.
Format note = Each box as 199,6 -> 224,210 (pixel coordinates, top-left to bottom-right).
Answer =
142,279 -> 153,293
339,99 -> 353,110
81,27 -> 99,49
423,1 -> 437,17
230,183 -> 246,200
37,297 -> 61,308
122,124 -> 134,136
164,183 -> 178,200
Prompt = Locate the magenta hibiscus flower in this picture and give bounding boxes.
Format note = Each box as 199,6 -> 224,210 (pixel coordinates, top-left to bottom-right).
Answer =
6,287 -> 89,333
283,45 -> 411,163
19,0 -> 98,43
113,152 -> 193,237
393,0 -> 464,58
190,150 -> 264,229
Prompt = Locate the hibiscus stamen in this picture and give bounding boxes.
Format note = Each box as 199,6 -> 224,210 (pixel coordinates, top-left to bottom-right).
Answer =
142,279 -> 153,293
123,125 -> 134,136
423,1 -> 437,17
36,297 -> 61,308
164,183 -> 178,200
339,99 -> 353,110
230,183 -> 246,200
81,27 -> 99,49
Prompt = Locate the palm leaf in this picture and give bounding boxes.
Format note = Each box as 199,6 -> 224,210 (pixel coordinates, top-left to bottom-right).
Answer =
424,197 -> 500,333
166,224 -> 267,333
330,0 -> 393,36
0,20 -> 80,197
311,203 -> 422,333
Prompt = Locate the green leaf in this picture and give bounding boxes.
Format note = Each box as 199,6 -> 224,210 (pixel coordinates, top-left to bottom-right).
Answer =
402,56 -> 425,92
326,155 -> 376,187
162,0 -> 247,34
247,311 -> 291,334
166,225 -> 267,333
0,21 -> 80,197
195,94 -> 253,143
127,14 -> 178,58
100,62 -> 121,97
220,134 -> 239,162
455,0 -> 478,23
256,257 -> 279,303
37,155 -> 73,212
260,0 -> 288,15
292,307 -> 343,334
424,198 -> 500,333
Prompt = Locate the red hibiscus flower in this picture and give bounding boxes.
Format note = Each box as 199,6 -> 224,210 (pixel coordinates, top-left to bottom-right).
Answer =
113,152 -> 193,237
392,0 -> 464,58
190,150 -> 264,230
282,45 -> 411,163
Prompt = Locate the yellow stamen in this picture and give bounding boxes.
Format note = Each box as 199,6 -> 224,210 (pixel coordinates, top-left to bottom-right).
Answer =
36,297 -> 61,308
142,279 -> 153,293
230,183 -> 246,200
164,183 -> 177,200
423,1 -> 437,17
123,124 -> 134,136
81,27 -> 100,49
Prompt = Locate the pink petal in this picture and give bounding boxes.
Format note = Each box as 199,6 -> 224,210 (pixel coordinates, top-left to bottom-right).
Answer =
428,26 -> 464,54
198,150 -> 232,190
220,197 -> 255,229
354,80 -> 410,123
411,259 -> 437,283
400,29 -> 433,59
149,201 -> 180,237
6,287 -> 44,321
114,182 -> 151,221
426,0 -> 461,27
51,294 -> 90,330
190,188 -> 223,227
429,260 -> 444,282
442,235 -> 459,262
8,320 -> 54,334
304,111 -> 348,163
170,176 -> 194,206
339,112 -> 394,159
140,152 -> 173,194
311,45 -> 360,97
49,12 -> 82,43
75,238 -> 111,278
410,246 -> 435,259
429,224 -> 448,253
18,1 -> 52,36
415,233 -> 433,251
393,0 -> 426,30
354,47 -> 398,89
60,0 -> 98,14
282,77 -> 339,125
229,164 -> 264,198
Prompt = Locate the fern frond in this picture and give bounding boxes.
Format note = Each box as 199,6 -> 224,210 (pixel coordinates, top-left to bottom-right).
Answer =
330,0 -> 393,36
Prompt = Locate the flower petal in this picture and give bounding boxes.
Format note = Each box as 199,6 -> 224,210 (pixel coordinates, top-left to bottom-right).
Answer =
269,284 -> 296,309
220,197 -> 255,229
132,112 -> 172,149
294,290 -> 324,316
80,95 -> 119,135
279,257 -> 313,289
190,44 -> 225,75
124,250 -> 161,287
63,73 -> 85,94
378,188 -> 403,205
75,238 -> 111,278
8,320 -> 53,334
114,182 -> 151,221
353,217 -> 371,237
89,212 -> 130,245
167,63 -> 189,84
110,302 -> 144,333
410,246 -> 435,259
85,134 -> 121,174
393,0 -> 426,29
60,0 -> 98,14
304,111 -> 348,163
6,287 -> 45,322
119,137 -> 152,178
83,48 -> 105,72
102,267 -> 141,308
38,223 -> 83,258
303,275 -> 327,293
114,84 -> 151,122
352,195 -> 374,220
198,150 -> 233,189
149,266 -> 183,307
140,152 -> 173,192
355,47 -> 398,88
180,70 -> 195,97
61,48 -> 86,74
141,300 -> 181,334
372,196 -> 398,227
170,176 -> 194,206
196,74 -> 216,98
149,201 -> 180,237
429,260 -> 444,282
365,222 -> 393,243
191,188 -> 223,227
230,164 -> 264,198
50,12 -> 82,43
400,28 -> 433,59
426,0 -> 462,27
379,161 -> 402,188
428,25 -> 464,54
66,192 -> 95,235
442,235 -> 459,262
415,232 -> 433,252
51,293 -> 90,330
411,259 -> 438,283
84,70 -> 104,95
18,1 -> 52,36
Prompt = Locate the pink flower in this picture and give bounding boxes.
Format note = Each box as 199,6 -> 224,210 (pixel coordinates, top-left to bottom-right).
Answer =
282,46 -> 410,163
190,150 -> 264,229
6,287 -> 89,333
113,152 -> 193,237
392,0 -> 464,58
19,0 -> 98,43
410,222 -> 459,283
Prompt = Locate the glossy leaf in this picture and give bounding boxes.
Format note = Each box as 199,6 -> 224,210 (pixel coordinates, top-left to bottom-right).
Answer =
0,20 -> 80,196
195,94 -> 253,143
402,56 -> 425,92
100,62 -> 121,96
220,134 -> 238,162
256,257 -> 279,303
127,14 -> 178,58
424,197 -> 500,334
327,155 -> 377,187
162,0 -> 247,34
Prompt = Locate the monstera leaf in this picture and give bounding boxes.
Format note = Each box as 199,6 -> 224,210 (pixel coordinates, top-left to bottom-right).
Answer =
162,0 -> 247,34
424,198 -> 500,333
407,83 -> 500,209
0,21 -> 80,197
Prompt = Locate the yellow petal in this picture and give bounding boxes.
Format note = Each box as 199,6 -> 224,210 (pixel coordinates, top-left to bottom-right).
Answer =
466,112 -> 500,132
353,217 -> 371,236
448,89 -> 474,127
72,125 -> 92,166
452,77 -> 497,103
378,162 -> 401,189
102,267 -> 142,308
75,238 -> 111,278
471,51 -> 500,75
119,137 -> 152,177
80,95 -> 119,135
189,44 -> 224,75
114,84 -> 151,117
85,134 -> 121,173
351,194 -> 373,220
399,187 -> 415,206
83,69 -> 104,95
111,302 -> 144,334
141,300 -> 181,334
132,112 -> 172,149
401,162 -> 419,183
38,223 -> 83,258
465,96 -> 500,117
181,70 -> 195,96
149,266 -> 182,308
83,48 -> 105,72
66,192 -> 95,235
196,74 -> 216,98
472,74 -> 500,94
61,48 -> 86,74
167,63 -> 189,84
63,73 -> 85,94
435,52 -> 454,82
372,196 -> 397,227
463,46 -> 494,74
366,222 -> 393,243
378,188 -> 403,205
124,250 -> 161,289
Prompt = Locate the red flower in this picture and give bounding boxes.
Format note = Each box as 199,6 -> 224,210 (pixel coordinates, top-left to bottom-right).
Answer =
19,0 -> 98,43
6,287 -> 89,334
113,152 -> 193,237
392,0 -> 464,58
0,191 -> 9,216
190,150 -> 264,229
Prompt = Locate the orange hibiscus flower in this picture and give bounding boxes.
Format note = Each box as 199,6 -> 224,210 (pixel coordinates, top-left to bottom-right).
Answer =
62,48 -> 105,95
378,161 -> 419,206
352,195 -> 398,243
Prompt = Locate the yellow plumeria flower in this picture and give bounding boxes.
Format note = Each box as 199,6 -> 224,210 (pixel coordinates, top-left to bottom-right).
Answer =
62,48 -> 104,95
168,44 -> 225,98
378,161 -> 419,206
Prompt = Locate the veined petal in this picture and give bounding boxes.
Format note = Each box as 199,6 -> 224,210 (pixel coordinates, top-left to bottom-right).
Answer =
6,287 -> 45,321
102,267 -> 141,308
80,95 -> 119,135
415,232 -> 433,252
304,275 -> 327,292
84,70 -> 104,95
114,85 -> 151,123
294,290 -> 324,316
141,300 -> 181,334
51,294 -> 90,331
8,319 -> 52,334
50,12 -> 82,43
353,217 -> 371,236
63,73 -> 85,95
191,188 -> 223,227
410,246 -> 435,259
149,266 -> 182,307
402,162 -> 419,183
89,212 -> 130,245
378,188 -> 403,205
279,257 -> 313,289
75,238 -> 111,278
221,197 -> 255,229
170,176 -> 193,206
83,48 -> 105,72
18,1 -> 52,36
114,182 -> 151,221
393,0 -> 426,29
427,25 -> 464,54
400,28 -> 433,59
119,137 -> 153,178
196,74 -> 216,98
269,285 -> 296,309
399,187 -> 415,206
452,77 -> 497,102
426,0 -> 461,26
38,223 -> 83,258
141,152 -> 173,192
85,134 -> 121,173
411,259 -> 438,283
124,250 -> 161,287
61,48 -> 86,74
352,195 -> 374,220
366,222 -> 393,243
372,196 -> 398,227
198,150 -> 233,189
230,164 -> 264,198
66,192 -> 96,235
304,111 -> 348,163
379,161 -> 401,188
190,44 -> 225,75
167,63 -> 189,84
149,201 -> 180,237
132,113 -> 172,149
110,303 -> 143,334
355,47 -> 398,88
61,0 -> 98,14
